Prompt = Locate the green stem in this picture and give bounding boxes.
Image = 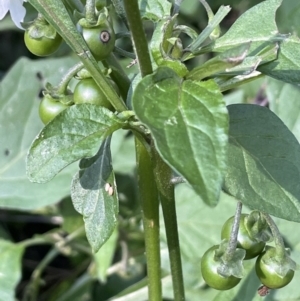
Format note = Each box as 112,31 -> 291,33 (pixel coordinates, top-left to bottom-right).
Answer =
114,46 -> 136,59
261,213 -> 285,258
103,53 -> 131,101
22,248 -> 58,301
111,0 -> 129,29
224,201 -> 242,262
85,0 -> 96,23
153,148 -> 185,301
135,138 -> 162,301
123,0 -> 153,77
57,62 -> 84,94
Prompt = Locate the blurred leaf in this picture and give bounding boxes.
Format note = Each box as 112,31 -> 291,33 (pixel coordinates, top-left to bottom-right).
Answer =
212,0 -> 282,53
138,0 -> 171,21
71,138 -> 118,252
277,0 -> 300,36
0,57 -> 78,210
133,67 -> 228,206
59,197 -> 84,234
0,239 -> 24,301
27,104 -> 125,183
111,130 -> 136,174
266,78 -> 300,142
258,35 -> 300,85
224,104 -> 300,222
93,227 -> 118,283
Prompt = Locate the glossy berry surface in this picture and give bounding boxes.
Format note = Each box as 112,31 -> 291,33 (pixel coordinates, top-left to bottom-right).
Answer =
39,96 -> 69,124
24,31 -> 62,56
201,245 -> 241,290
221,214 -> 265,260
73,78 -> 114,110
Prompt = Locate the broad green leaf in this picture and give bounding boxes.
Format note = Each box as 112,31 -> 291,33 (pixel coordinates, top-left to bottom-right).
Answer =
71,138 -> 118,252
27,104 -> 125,183
0,240 -> 24,301
0,57 -> 78,210
224,104 -> 300,222
150,16 -> 188,77
138,0 -> 171,21
212,0 -> 282,53
258,35 -> 300,85
266,78 -> 300,142
92,227 -> 118,282
133,67 -> 228,206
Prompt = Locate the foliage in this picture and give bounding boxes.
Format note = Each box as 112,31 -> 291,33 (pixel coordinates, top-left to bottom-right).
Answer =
1,0 -> 300,300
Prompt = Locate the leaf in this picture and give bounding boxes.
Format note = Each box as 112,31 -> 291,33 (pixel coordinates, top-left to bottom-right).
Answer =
27,104 -> 125,183
92,227 -> 118,282
71,138 -> 118,252
138,0 -> 171,21
133,67 -> 228,206
224,104 -> 300,222
258,35 -> 300,85
187,42 -> 250,80
0,240 -> 24,301
150,16 -> 188,77
0,57 -> 78,210
266,78 -> 300,142
212,0 -> 282,53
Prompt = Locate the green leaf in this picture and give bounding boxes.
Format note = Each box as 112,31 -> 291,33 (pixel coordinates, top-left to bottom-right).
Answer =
258,35 -> 300,85
224,104 -> 300,222
92,227 -> 118,282
71,138 -> 118,252
150,16 -> 188,77
187,42 -> 250,80
266,78 -> 300,142
133,67 -> 228,206
212,0 -> 282,53
0,240 -> 24,301
27,104 -> 125,183
138,0 -> 172,21
0,57 -> 78,210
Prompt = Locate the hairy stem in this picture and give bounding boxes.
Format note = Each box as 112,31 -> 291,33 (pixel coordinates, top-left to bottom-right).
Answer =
224,201 -> 242,262
57,62 -> 84,94
261,213 -> 285,258
85,0 -> 96,23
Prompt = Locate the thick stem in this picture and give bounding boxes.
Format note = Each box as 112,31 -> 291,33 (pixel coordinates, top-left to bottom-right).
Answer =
135,138 -> 162,301
85,0 -> 96,23
123,0 -> 153,77
261,213 -> 286,258
223,201 -> 242,262
152,148 -> 185,301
